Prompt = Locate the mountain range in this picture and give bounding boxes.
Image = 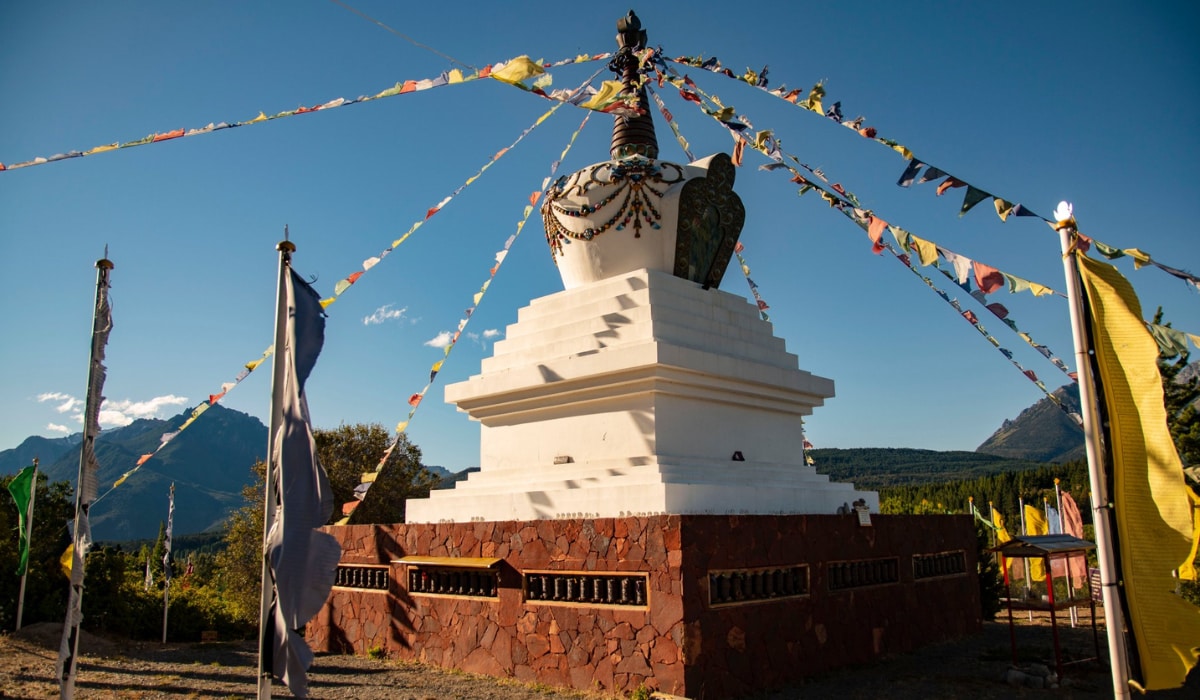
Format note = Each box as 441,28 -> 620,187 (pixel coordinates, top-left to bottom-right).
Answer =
0,404 -> 267,542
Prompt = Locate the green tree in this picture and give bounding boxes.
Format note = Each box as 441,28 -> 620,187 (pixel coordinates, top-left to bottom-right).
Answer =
212,460 -> 266,626
0,474 -> 74,631
316,423 -> 440,524
214,423 -> 437,627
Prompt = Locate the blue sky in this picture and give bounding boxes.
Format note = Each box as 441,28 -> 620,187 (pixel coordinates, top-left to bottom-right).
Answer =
1,1 -> 1197,474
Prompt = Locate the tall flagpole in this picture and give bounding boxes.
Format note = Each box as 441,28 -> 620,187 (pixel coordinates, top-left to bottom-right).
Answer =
1055,202 -> 1131,698
258,235 -> 294,700
162,482 -> 174,644
15,458 -> 38,631
58,254 -> 114,700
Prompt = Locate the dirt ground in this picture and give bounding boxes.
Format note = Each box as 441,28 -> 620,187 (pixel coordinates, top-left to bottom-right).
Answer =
1,614 -> 1197,699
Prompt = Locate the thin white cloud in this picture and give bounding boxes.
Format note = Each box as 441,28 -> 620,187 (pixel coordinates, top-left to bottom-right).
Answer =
38,392 -> 82,414
363,304 -> 408,326
482,328 -> 501,339
98,408 -> 134,428
46,423 -> 70,434
103,395 -> 189,420
424,331 -> 453,349
36,392 -> 189,430
466,332 -> 479,342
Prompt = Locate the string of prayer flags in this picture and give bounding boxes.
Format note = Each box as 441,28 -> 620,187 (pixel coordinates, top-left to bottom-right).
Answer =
897,157 -> 1043,222
646,85 -> 695,162
339,111 -> 595,525
663,74 -> 1077,398
733,242 -> 770,321
665,54 -> 912,160
656,50 -> 1200,290
879,238 -> 1074,415
317,92 -> 576,310
100,343 -> 274,499
1146,322 -> 1200,358
1,52 -> 621,172
1084,236 -> 1200,291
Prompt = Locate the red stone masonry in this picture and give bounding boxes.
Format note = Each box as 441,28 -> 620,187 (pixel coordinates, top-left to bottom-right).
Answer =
307,514 -> 980,699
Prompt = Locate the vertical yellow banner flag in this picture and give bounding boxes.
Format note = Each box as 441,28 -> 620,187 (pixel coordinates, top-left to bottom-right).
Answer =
1077,253 -> 1200,691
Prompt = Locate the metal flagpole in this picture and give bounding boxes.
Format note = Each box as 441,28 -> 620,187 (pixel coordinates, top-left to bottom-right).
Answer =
15,458 -> 38,631
1055,202 -> 1131,698
258,235 -> 295,700
58,254 -> 114,700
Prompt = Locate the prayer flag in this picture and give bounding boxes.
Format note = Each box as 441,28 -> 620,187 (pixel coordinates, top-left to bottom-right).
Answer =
1077,254 -> 1200,690
58,257 -> 113,700
163,484 -> 174,583
263,267 -> 342,697
7,465 -> 36,575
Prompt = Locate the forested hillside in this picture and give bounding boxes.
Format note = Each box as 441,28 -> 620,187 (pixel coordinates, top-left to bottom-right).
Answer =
877,460 -> 1093,523
809,447 -> 1052,489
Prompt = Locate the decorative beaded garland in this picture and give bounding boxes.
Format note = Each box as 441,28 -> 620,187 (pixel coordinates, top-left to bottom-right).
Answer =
541,156 -> 685,260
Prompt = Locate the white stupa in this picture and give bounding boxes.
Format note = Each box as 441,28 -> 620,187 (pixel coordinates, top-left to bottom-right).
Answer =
404,15 -> 876,523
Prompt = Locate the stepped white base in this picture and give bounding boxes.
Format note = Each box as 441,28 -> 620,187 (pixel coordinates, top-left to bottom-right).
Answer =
405,269 -> 877,523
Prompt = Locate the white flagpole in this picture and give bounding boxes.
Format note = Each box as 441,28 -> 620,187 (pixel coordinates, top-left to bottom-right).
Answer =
1055,203 -> 1131,698
258,236 -> 294,700
15,458 -> 38,631
58,255 -> 114,700
1054,478 -> 1065,532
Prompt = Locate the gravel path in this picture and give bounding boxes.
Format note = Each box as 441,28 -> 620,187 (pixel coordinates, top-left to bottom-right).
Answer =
2,616 -> 1197,699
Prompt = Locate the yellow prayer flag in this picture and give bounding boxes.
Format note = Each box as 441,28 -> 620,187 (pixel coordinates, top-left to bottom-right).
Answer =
60,544 -> 74,579
799,83 -> 824,113
1024,504 -> 1048,535
580,80 -> 625,110
1078,253 -> 1200,690
994,198 -> 1014,221
490,56 -> 545,85
85,143 -> 119,155
1125,247 -> 1152,268
1178,489 -> 1200,582
909,235 -> 939,267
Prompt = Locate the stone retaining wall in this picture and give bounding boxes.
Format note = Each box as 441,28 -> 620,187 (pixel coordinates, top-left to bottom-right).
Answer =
307,514 -> 980,698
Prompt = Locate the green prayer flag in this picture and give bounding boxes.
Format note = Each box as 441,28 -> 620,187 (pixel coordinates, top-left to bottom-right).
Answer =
971,502 -> 997,531
7,465 -> 36,575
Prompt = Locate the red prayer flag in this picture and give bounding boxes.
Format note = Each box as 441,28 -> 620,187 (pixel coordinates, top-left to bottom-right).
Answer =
936,177 -> 967,196
867,216 -> 888,255
732,139 -> 745,166
408,393 -> 422,407
152,129 -> 185,142
972,261 -> 1005,294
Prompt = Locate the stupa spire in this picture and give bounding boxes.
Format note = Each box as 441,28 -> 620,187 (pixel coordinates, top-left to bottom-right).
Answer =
609,10 -> 658,160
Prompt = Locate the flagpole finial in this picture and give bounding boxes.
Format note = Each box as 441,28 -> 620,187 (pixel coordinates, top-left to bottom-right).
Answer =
96,256 -> 114,271
277,240 -> 296,254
